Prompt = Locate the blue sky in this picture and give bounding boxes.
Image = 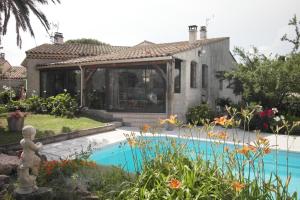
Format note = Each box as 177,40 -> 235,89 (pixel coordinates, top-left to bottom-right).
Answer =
2,0 -> 300,65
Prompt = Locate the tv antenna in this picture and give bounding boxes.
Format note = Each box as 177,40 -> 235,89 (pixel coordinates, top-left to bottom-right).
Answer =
205,14 -> 215,27
46,22 -> 60,43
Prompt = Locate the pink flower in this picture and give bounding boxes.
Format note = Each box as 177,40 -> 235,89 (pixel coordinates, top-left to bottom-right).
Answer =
263,123 -> 268,129
260,111 -> 266,118
266,109 -> 273,117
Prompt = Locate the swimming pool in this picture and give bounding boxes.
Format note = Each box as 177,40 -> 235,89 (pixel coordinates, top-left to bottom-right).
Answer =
90,136 -> 300,195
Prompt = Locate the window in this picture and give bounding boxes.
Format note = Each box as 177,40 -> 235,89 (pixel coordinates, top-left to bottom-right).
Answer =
202,64 -> 208,89
40,69 -> 81,100
190,61 -> 197,88
174,59 -> 181,93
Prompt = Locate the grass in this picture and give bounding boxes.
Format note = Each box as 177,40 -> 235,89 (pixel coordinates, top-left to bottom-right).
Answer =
0,114 -> 104,145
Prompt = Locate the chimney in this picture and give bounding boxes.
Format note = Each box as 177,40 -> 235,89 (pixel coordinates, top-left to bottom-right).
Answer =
200,26 -> 207,39
0,53 -> 5,59
54,32 -> 64,44
188,25 -> 198,43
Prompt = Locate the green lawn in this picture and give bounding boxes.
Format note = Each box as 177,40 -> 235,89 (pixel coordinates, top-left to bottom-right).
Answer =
0,114 -> 104,145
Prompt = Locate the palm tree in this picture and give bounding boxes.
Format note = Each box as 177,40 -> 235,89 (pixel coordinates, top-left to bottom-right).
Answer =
0,0 -> 60,47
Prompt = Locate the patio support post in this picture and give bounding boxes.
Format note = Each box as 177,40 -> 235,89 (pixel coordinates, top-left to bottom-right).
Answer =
166,60 -> 174,117
79,65 -> 85,107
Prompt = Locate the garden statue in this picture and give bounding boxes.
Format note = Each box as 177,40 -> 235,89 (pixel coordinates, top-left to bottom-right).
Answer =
16,125 -> 43,194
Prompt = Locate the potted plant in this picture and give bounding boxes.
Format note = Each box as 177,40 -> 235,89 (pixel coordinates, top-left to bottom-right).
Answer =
7,110 -> 27,132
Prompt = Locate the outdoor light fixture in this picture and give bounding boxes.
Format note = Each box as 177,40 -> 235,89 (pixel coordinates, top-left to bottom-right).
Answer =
198,48 -> 206,57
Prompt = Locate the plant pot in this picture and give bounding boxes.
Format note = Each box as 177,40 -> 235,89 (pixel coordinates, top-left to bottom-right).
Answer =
7,117 -> 25,132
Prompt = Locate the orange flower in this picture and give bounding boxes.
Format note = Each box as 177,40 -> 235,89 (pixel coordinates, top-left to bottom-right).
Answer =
169,178 -> 181,189
207,131 -> 215,138
159,119 -> 166,125
232,181 -> 245,192
214,116 -> 233,126
128,138 -> 137,147
217,131 -> 228,140
263,147 -> 271,154
257,136 -> 269,145
248,145 -> 257,152
236,146 -> 251,155
167,115 -> 177,125
141,124 -> 151,133
224,146 -> 229,152
160,115 -> 177,125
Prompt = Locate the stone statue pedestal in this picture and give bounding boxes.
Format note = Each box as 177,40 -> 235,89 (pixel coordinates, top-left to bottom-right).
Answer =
14,187 -> 53,200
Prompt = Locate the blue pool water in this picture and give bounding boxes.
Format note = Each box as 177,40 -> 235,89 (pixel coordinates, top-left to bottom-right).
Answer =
90,136 -> 300,195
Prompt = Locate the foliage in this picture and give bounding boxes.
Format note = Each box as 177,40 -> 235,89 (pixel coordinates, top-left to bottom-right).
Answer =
118,113 -> 299,199
281,94 -> 300,117
281,14 -> 300,53
65,38 -> 109,45
2,92 -> 79,118
47,93 -> 79,118
38,158 -> 132,200
0,0 -> 60,47
6,99 -> 28,112
25,95 -> 49,113
0,104 -> 8,114
0,86 -> 16,104
186,103 -> 215,125
118,141 -> 236,199
216,97 -> 233,108
225,16 -> 300,114
226,48 -> 300,111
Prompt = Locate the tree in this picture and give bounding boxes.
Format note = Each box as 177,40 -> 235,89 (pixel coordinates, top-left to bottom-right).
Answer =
0,0 -> 60,47
65,38 -> 110,46
226,47 -> 300,109
281,14 -> 300,53
225,15 -> 300,112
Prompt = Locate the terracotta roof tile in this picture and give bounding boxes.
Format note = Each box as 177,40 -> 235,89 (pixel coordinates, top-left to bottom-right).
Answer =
50,37 -> 228,66
26,43 -> 129,59
0,66 -> 26,79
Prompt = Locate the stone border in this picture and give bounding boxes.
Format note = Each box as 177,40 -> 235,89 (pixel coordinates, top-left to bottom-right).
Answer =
0,121 -> 122,152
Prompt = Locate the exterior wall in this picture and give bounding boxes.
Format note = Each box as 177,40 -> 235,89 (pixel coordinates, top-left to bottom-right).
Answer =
172,39 -> 240,121
0,61 -> 11,74
0,79 -> 26,91
22,58 -> 62,96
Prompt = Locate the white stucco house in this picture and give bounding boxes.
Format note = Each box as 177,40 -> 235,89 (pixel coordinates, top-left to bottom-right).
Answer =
22,25 -> 240,126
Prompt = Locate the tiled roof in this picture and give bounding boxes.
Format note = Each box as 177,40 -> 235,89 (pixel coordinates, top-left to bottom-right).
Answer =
49,37 -> 228,67
134,40 -> 156,47
25,43 -> 129,59
0,66 -> 26,79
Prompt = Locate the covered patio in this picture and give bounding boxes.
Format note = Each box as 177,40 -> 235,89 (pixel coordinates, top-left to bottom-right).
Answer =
39,58 -> 175,114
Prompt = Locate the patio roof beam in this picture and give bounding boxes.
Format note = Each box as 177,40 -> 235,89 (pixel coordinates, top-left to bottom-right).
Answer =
38,56 -> 173,69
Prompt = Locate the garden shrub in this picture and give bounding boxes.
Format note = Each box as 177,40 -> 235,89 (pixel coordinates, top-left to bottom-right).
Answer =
286,115 -> 300,135
282,95 -> 300,117
216,97 -> 232,108
186,103 -> 214,125
25,95 -> 49,113
0,86 -> 16,104
47,93 -> 79,118
0,104 -> 8,114
38,159 -> 132,200
17,93 -> 79,118
6,100 -> 28,112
